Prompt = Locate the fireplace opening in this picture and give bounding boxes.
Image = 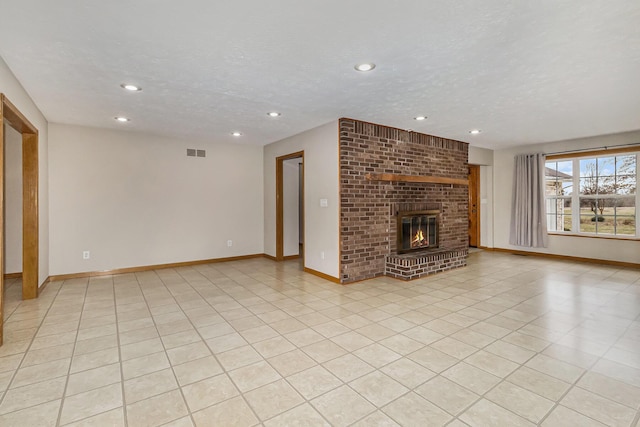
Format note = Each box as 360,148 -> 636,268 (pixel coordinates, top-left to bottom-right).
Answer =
397,210 -> 439,253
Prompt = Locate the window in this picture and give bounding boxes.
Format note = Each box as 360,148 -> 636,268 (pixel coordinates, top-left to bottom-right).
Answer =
545,151 -> 637,237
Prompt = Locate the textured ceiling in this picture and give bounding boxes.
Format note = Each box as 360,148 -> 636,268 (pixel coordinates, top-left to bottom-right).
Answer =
0,1 -> 639,149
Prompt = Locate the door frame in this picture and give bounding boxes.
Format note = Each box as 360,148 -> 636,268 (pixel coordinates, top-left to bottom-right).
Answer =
0,94 -> 40,345
276,151 -> 304,261
468,164 -> 480,247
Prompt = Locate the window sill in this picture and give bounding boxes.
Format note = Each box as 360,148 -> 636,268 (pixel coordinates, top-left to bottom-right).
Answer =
548,232 -> 639,241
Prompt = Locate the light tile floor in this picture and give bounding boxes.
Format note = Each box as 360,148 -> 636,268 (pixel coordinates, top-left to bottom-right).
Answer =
1,251 -> 640,426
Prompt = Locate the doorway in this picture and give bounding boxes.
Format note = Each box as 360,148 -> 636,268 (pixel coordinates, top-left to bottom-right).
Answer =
276,151 -> 304,262
1,94 -> 40,346
468,164 -> 480,247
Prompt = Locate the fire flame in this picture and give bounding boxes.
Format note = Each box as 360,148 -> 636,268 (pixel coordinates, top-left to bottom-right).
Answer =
412,229 -> 428,247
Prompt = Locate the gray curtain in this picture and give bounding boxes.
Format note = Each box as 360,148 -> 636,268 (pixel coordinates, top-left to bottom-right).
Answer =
509,153 -> 548,247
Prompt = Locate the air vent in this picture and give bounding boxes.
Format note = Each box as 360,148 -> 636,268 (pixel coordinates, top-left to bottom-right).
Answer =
186,148 -> 196,157
196,149 -> 206,158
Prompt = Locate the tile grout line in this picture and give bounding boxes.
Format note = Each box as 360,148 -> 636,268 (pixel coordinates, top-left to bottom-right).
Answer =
1,254 -> 638,426
161,267 -> 230,426
561,312 -> 640,416
535,369 -> 599,426
470,261 -> 638,425
262,269 -> 446,425
632,408 -> 640,427
55,278 -> 90,426
460,317 -> 581,425
183,262 -> 410,425
113,275 -> 130,427
382,282 -> 562,425
129,269 -> 193,426
237,259 -> 564,424
2,280 -> 25,320
57,276 -> 124,426
171,265 -> 267,424
0,281 -> 64,416
175,264 -> 333,425
280,258 -> 620,424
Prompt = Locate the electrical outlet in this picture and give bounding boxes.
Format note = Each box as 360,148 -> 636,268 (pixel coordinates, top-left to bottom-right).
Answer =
83,251 -> 90,260
320,251 -> 325,260
227,240 -> 233,247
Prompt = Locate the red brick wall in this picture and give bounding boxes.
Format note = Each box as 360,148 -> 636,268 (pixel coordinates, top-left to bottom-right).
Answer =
339,118 -> 469,283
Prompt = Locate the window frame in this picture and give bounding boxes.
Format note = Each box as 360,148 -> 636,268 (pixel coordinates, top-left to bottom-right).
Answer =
545,147 -> 638,240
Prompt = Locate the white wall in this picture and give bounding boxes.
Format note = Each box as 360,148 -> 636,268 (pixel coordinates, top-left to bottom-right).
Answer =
283,158 -> 300,257
48,124 -> 264,275
0,55 -> 49,286
264,122 -> 339,278
3,124 -> 22,273
479,165 -> 494,248
469,146 -> 493,166
494,130 -> 640,264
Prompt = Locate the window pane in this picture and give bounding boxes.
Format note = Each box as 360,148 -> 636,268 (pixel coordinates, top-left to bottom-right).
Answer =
579,198 -> 598,212
545,198 -> 557,216
580,177 -> 599,195
545,172 -> 559,196
597,176 -> 616,194
558,161 -> 573,195
561,198 -> 572,232
580,214 -> 598,233
616,155 -> 636,175
616,174 -> 636,195
545,161 -> 573,196
579,199 -> 604,233
546,214 -> 557,231
615,211 -> 636,235
579,157 -> 598,195
557,161 -> 572,175
546,198 -> 572,232
596,216 -> 615,234
580,158 -> 596,178
597,157 -> 615,176
615,198 -> 635,235
563,213 -> 573,232
616,156 -> 636,195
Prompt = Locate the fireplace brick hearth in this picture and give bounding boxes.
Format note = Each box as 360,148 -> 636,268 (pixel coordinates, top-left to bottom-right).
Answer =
339,118 -> 469,283
386,249 -> 468,280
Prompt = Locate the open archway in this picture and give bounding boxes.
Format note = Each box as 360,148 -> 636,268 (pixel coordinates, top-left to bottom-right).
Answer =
0,94 -> 39,345
276,151 -> 304,262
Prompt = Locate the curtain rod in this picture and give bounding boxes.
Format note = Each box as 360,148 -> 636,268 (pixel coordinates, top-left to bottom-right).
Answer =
546,142 -> 640,156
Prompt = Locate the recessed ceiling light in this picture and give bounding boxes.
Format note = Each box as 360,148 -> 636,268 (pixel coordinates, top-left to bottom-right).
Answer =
469,129 -> 481,135
231,131 -> 243,137
267,112 -> 281,117
354,63 -> 376,72
115,116 -> 130,122
414,116 -> 427,121
120,84 -> 142,92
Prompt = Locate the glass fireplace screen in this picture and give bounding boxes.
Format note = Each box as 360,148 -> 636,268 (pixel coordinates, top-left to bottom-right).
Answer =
398,213 -> 438,253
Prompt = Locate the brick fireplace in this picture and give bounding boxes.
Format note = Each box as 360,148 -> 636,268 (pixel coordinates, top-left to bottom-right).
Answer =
339,118 -> 469,283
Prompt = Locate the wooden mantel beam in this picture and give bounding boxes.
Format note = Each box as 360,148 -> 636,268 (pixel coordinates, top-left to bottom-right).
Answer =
365,173 -> 469,186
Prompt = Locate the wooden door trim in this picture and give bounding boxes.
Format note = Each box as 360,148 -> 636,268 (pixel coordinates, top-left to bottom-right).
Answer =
2,96 -> 37,134
0,99 -> 4,346
299,162 -> 305,265
276,151 -> 304,261
22,133 -> 38,299
468,164 -> 480,247
1,94 -> 40,346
